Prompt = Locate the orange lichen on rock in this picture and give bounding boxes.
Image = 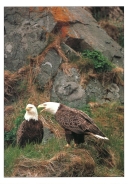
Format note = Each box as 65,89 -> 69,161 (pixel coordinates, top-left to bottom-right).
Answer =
50,7 -> 74,22
29,7 -> 46,13
49,7 -> 75,39
60,26 -> 69,38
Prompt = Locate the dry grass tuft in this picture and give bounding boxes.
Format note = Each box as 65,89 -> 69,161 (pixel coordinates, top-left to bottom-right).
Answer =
60,63 -> 76,75
4,106 -> 15,131
95,145 -> 115,167
4,66 -> 31,101
97,67 -> 124,86
76,57 -> 124,88
4,106 -> 14,114
116,106 -> 124,113
17,66 -> 30,75
88,102 -> 101,108
40,115 -> 64,138
112,67 -> 124,74
84,136 -> 116,169
4,70 -> 18,100
13,149 -> 95,177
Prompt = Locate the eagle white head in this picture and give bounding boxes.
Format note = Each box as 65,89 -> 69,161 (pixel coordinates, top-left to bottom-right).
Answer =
24,104 -> 38,121
38,102 -> 60,115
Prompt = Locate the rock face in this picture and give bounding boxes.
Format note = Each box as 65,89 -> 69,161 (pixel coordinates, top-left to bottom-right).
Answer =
4,7 -> 124,106
85,80 -> 124,104
35,49 -> 62,90
51,68 -> 86,108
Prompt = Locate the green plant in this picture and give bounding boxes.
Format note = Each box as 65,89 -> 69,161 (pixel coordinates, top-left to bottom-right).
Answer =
78,104 -> 92,117
4,102 -> 124,177
4,137 -> 67,176
82,50 -> 115,73
4,109 -> 26,146
92,102 -> 124,172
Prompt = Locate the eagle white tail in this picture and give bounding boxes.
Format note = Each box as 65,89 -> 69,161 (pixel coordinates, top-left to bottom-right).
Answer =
93,134 -> 109,140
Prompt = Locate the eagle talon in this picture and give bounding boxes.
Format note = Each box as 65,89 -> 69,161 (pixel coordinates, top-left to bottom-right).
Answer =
38,102 -> 109,145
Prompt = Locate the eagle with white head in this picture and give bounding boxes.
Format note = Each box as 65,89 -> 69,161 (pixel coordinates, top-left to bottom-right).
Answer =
38,102 -> 109,147
17,104 -> 44,147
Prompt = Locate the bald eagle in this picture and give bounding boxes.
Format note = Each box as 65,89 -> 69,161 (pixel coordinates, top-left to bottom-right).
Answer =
38,102 -> 109,147
17,104 -> 44,148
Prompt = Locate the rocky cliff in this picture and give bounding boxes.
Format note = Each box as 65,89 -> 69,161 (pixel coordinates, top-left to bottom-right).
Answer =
4,7 -> 124,107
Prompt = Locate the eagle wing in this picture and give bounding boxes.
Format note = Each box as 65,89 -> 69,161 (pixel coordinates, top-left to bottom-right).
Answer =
55,105 -> 105,136
16,120 -> 26,145
16,119 -> 44,146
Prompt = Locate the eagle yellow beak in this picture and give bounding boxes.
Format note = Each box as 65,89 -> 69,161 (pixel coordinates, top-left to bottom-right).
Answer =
38,104 -> 45,112
26,107 -> 30,111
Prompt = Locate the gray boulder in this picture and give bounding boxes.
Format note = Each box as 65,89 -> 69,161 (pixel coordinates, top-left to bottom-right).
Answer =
4,7 -> 124,106
51,68 -> 86,108
35,49 -> 62,90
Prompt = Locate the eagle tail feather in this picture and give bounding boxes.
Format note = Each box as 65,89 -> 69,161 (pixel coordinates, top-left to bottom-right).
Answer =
93,134 -> 109,140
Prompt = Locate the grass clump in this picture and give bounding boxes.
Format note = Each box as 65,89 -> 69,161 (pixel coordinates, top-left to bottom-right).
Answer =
82,50 -> 115,73
4,102 -> 124,177
91,102 -> 124,175
4,109 -> 26,147
78,104 -> 93,117
4,137 -> 67,177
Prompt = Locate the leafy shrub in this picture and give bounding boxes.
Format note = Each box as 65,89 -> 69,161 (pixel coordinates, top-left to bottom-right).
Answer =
82,50 -> 115,73
4,109 -> 26,146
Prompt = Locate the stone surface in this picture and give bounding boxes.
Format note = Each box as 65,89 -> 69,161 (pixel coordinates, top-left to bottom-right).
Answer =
85,79 -> 105,103
51,68 -> 86,108
4,7 -> 124,106
4,7 -> 54,71
35,49 -> 62,90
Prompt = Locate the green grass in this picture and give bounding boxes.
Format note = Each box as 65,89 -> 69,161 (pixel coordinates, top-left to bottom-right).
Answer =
91,103 -> 124,174
4,137 -> 67,176
4,109 -> 26,146
81,50 -> 115,73
4,102 -> 124,177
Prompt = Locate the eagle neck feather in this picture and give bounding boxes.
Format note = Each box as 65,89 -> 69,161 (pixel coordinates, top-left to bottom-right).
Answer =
24,112 -> 38,121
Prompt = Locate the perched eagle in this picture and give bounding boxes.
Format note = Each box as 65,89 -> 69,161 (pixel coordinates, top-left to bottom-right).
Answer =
38,102 -> 109,147
17,104 -> 44,148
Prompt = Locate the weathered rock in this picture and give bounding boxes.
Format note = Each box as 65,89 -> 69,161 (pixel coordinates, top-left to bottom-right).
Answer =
105,83 -> 120,102
4,6 -> 124,71
35,49 -> 62,90
4,7 -> 53,71
4,7 -> 124,106
56,7 -> 123,68
85,79 -> 105,103
51,68 -> 86,108
61,42 -> 81,62
43,127 -> 54,144
4,24 -> 48,71
118,85 -> 124,104
85,81 -> 123,104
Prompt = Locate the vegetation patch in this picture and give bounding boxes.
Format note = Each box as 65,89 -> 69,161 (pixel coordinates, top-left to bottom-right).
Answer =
71,50 -> 123,88
81,50 -> 115,73
7,144 -> 95,177
4,109 -> 26,147
4,102 -> 124,177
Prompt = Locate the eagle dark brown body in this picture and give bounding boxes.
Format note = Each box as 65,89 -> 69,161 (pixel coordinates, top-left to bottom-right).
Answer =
55,104 -> 107,145
38,102 -> 109,147
17,119 -> 44,148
